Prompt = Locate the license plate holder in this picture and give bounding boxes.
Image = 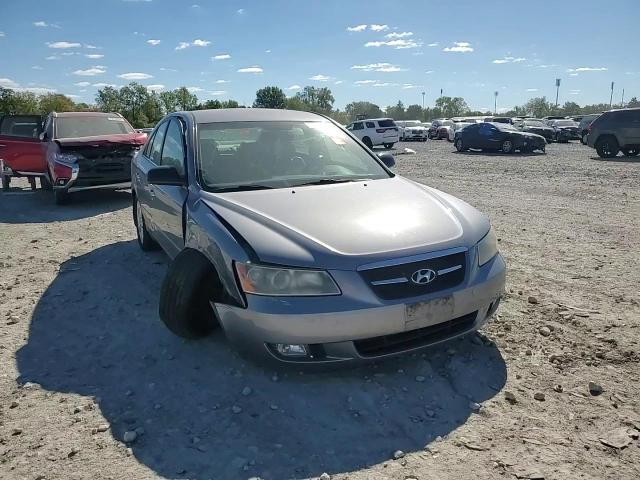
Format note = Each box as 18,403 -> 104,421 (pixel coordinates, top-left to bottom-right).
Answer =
405,295 -> 455,330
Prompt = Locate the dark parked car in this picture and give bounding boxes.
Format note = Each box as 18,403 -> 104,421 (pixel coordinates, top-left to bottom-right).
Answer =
454,122 -> 546,153
587,107 -> 640,158
550,119 -> 580,143
542,115 -> 566,125
43,112 -> 147,203
578,113 -> 600,144
131,108 -> 505,364
428,119 -> 453,139
518,119 -> 555,143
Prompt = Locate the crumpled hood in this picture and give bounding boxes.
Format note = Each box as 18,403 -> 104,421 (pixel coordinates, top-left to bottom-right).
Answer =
55,133 -> 147,147
201,176 -> 490,270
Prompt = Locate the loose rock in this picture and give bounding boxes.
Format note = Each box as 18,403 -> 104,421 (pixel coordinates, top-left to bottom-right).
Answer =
534,392 -> 546,401
588,382 -> 603,396
392,450 -> 405,460
538,326 -> 551,337
415,375 -> 425,382
232,405 -> 243,414
504,391 -> 517,404
241,386 -> 252,396
319,473 -> 331,480
527,296 -> 539,304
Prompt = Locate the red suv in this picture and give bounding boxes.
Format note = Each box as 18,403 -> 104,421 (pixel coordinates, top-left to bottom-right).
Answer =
0,111 -> 146,203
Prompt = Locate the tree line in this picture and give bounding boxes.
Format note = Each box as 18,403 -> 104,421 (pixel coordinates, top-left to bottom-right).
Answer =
1,83 -> 638,129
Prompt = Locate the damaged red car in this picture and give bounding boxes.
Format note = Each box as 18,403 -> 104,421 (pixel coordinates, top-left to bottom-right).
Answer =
1,111 -> 146,203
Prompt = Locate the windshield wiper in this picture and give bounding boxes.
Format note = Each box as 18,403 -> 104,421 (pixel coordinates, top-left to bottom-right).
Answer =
213,184 -> 275,193
293,178 -> 365,187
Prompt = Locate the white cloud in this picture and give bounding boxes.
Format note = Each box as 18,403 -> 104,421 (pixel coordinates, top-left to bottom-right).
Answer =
567,67 -> 607,72
334,80 -> 343,85
61,52 -> 79,56
210,90 -> 227,95
176,41 -> 190,50
34,21 -> 48,27
118,72 -> 153,80
237,66 -> 263,73
215,79 -> 229,84
192,39 -> 210,47
213,54 -> 231,60
85,44 -> 98,49
237,8 -> 244,14
0,78 -> 56,94
0,78 -> 19,89
65,94 -> 81,99
310,74 -> 331,81
0,32 -> 5,37
47,41 -> 82,49
265,49 -> 271,53
402,84 -> 423,89
45,55 -> 60,60
73,67 -> 106,76
85,54 -> 104,59
372,82 -> 398,87
74,81 -> 91,87
370,24 -> 388,32
425,70 -> 434,74
147,39 -> 161,46
526,88 -> 538,92
493,56 -> 526,64
570,89 -> 581,95
385,31 -> 412,39
347,24 -> 367,32
354,80 -> 377,85
365,39 -> 421,49
351,62 -> 405,72
427,42 -> 439,47
92,83 -> 116,88
160,67 -> 178,72
569,73 -> 578,76
32,65 -> 43,70
443,42 -> 473,53
147,84 -> 165,91
287,85 -> 301,90
187,86 -> 204,92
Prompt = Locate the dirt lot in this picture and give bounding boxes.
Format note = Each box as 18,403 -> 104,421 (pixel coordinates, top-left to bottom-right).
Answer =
1,140 -> 639,480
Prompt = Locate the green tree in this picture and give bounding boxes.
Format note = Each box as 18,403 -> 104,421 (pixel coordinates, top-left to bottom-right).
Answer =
199,99 -> 222,109
220,100 -> 241,108
0,88 -> 39,114
434,96 -> 469,118
405,104 -> 424,121
523,97 -> 552,118
345,101 -> 384,121
626,97 -> 639,108
294,86 -> 334,114
119,83 -> 150,127
174,87 -> 198,111
385,101 -> 406,120
95,86 -> 123,113
254,86 -> 286,109
159,90 -> 179,114
39,93 -> 76,114
286,96 -> 310,112
561,101 -> 582,116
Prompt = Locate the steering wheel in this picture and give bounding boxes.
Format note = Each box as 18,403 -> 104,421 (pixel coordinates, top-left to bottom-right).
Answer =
289,155 -> 308,172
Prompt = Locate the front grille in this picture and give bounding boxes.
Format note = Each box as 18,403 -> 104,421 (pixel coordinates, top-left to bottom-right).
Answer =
360,251 -> 466,300
354,311 -> 477,357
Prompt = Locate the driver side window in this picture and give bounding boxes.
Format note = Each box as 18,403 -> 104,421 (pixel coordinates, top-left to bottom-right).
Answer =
479,124 -> 494,136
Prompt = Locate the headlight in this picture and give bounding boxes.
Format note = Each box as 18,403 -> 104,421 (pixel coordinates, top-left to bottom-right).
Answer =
477,227 -> 499,266
235,263 -> 340,296
54,152 -> 79,165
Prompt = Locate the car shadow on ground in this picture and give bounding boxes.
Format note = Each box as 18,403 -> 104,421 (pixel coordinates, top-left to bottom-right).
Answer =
590,155 -> 640,163
453,149 -> 545,158
16,241 -> 507,480
0,186 -> 131,224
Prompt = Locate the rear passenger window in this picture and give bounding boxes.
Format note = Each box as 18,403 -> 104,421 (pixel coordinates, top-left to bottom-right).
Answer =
149,121 -> 168,164
366,122 -> 375,129
352,122 -> 364,130
377,119 -> 395,128
161,119 -> 186,177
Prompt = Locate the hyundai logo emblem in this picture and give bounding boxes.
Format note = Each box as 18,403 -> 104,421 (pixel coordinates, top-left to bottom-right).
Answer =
411,268 -> 437,285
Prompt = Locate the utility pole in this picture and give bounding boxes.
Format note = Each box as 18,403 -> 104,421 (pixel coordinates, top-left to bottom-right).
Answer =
555,78 -> 561,108
494,91 -> 498,115
422,91 -> 425,109
610,82 -> 615,108
621,88 -> 625,108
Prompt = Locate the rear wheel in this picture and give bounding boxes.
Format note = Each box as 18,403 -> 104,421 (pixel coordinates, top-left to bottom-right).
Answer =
362,137 -> 373,149
501,139 -> 514,154
622,147 -> 639,157
134,197 -> 159,251
159,249 -> 221,339
455,138 -> 466,152
581,132 -> 588,145
595,136 -> 619,158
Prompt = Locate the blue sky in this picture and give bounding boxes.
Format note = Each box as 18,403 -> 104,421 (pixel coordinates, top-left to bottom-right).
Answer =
1,0 -> 639,111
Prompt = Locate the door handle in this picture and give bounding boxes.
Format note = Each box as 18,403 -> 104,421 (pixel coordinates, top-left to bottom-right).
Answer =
149,186 -> 155,198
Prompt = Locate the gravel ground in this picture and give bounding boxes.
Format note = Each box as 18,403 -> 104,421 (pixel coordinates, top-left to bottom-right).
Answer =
1,140 -> 639,480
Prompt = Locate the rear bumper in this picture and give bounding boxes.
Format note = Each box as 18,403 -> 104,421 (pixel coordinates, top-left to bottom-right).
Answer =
215,253 -> 506,364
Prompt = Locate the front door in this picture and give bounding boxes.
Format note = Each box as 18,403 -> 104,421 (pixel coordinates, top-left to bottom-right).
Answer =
0,115 -> 46,174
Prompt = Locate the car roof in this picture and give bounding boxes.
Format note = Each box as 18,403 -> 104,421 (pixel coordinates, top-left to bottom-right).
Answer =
188,108 -> 326,124
52,111 -> 123,118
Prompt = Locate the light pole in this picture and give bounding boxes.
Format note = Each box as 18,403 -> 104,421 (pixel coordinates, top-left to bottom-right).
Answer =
422,91 -> 425,109
610,82 -> 615,108
621,88 -> 625,108
555,78 -> 561,108
494,91 -> 498,115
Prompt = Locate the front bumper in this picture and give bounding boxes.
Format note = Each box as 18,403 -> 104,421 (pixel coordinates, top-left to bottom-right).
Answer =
215,252 -> 506,364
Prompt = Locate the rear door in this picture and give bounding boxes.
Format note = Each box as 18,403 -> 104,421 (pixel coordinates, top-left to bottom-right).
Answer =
0,115 -> 46,174
152,117 -> 189,258
618,110 -> 640,145
134,120 -> 169,236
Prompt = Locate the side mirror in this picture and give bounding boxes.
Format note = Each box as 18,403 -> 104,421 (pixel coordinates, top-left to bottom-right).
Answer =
147,166 -> 185,186
377,152 -> 395,168
39,132 -> 47,142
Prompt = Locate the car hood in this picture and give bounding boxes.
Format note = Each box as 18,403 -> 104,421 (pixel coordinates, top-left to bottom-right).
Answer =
201,176 -> 490,270
55,133 -> 147,147
516,131 -> 546,141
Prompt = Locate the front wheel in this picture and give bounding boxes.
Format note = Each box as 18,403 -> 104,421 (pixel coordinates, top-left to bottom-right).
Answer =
455,138 -> 466,152
501,139 -> 514,154
596,137 -> 619,158
622,147 -> 639,157
581,132 -> 588,145
362,137 -> 373,149
134,197 -> 159,251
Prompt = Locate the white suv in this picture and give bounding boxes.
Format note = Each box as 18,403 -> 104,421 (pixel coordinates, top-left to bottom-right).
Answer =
346,118 -> 399,149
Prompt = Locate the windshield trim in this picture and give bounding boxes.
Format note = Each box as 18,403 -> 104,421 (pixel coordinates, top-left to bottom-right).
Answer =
194,119 -> 394,194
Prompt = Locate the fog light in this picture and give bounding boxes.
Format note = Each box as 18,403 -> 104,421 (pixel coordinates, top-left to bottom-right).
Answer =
274,343 -> 308,357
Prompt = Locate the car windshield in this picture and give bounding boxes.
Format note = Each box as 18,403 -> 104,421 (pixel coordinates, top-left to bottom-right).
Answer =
441,120 -> 454,127
197,120 -> 392,191
495,123 -> 518,131
524,120 -> 545,127
55,116 -> 134,138
553,120 -> 577,126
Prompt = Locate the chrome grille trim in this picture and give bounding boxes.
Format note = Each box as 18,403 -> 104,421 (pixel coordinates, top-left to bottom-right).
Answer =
357,246 -> 468,272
